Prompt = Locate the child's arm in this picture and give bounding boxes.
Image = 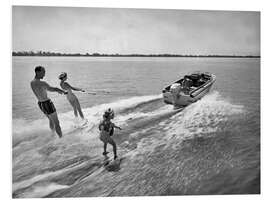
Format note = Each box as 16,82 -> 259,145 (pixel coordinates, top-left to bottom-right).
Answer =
98,122 -> 104,131
112,123 -> 122,130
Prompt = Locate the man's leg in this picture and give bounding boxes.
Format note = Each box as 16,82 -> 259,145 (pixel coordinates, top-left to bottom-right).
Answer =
47,116 -> 55,131
48,112 -> 62,138
73,106 -> 78,117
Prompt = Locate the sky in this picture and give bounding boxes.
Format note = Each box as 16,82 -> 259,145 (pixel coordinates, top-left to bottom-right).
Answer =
12,6 -> 260,55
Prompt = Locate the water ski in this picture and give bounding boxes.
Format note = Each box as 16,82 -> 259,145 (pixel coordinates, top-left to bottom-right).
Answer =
173,106 -> 184,111
73,119 -> 88,129
65,120 -> 88,135
103,157 -> 123,172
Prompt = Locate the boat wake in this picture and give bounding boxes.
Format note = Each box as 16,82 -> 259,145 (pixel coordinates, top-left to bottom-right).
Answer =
12,91 -> 246,198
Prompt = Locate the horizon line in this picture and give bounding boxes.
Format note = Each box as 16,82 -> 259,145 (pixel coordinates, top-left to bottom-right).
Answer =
12,51 -> 260,58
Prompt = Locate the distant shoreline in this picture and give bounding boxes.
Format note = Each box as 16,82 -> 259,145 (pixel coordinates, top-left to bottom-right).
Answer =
12,52 -> 260,58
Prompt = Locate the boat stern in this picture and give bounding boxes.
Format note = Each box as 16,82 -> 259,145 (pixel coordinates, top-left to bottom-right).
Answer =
162,89 -> 173,105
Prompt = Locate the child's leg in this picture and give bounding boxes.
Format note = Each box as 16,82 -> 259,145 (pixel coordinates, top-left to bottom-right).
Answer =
103,143 -> 108,155
108,139 -> 117,159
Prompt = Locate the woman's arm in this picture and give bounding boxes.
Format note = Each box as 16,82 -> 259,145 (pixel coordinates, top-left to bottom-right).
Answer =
64,82 -> 85,92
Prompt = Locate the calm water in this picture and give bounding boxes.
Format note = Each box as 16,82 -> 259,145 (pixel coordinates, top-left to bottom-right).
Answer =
12,56 -> 260,197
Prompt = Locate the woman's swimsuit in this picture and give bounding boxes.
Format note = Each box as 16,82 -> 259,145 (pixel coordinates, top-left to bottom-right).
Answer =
38,99 -> 56,115
60,82 -> 77,103
66,89 -> 77,103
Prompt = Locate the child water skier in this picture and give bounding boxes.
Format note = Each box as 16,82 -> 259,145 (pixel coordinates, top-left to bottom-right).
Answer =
98,109 -> 121,160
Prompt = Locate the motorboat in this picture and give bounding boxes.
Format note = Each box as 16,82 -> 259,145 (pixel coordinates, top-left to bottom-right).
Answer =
162,72 -> 216,107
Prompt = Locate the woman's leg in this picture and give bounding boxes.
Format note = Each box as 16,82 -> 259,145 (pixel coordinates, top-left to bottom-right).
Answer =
68,99 -> 78,117
74,99 -> 84,119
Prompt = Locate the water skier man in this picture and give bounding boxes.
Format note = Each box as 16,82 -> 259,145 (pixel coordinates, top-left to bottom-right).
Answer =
30,66 -> 67,138
58,72 -> 85,120
98,109 -> 121,160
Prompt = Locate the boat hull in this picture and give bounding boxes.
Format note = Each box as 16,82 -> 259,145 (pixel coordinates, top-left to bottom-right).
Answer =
162,73 -> 216,107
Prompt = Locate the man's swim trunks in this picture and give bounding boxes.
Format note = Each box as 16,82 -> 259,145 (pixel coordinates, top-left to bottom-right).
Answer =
38,99 -> 56,115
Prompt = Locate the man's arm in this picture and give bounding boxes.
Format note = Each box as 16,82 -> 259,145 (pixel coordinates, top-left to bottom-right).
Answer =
43,82 -> 67,94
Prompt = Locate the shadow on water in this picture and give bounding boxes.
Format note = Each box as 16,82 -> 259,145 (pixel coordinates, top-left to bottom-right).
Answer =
104,157 -> 125,172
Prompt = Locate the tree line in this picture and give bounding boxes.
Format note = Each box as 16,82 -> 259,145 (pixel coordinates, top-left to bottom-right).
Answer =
12,51 -> 260,58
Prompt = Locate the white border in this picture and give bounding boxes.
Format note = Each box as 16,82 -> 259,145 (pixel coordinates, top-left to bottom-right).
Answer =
11,0 -> 262,11
2,0 -> 268,202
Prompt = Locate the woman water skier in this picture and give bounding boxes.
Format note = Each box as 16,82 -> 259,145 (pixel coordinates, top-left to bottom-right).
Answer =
59,72 -> 85,120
